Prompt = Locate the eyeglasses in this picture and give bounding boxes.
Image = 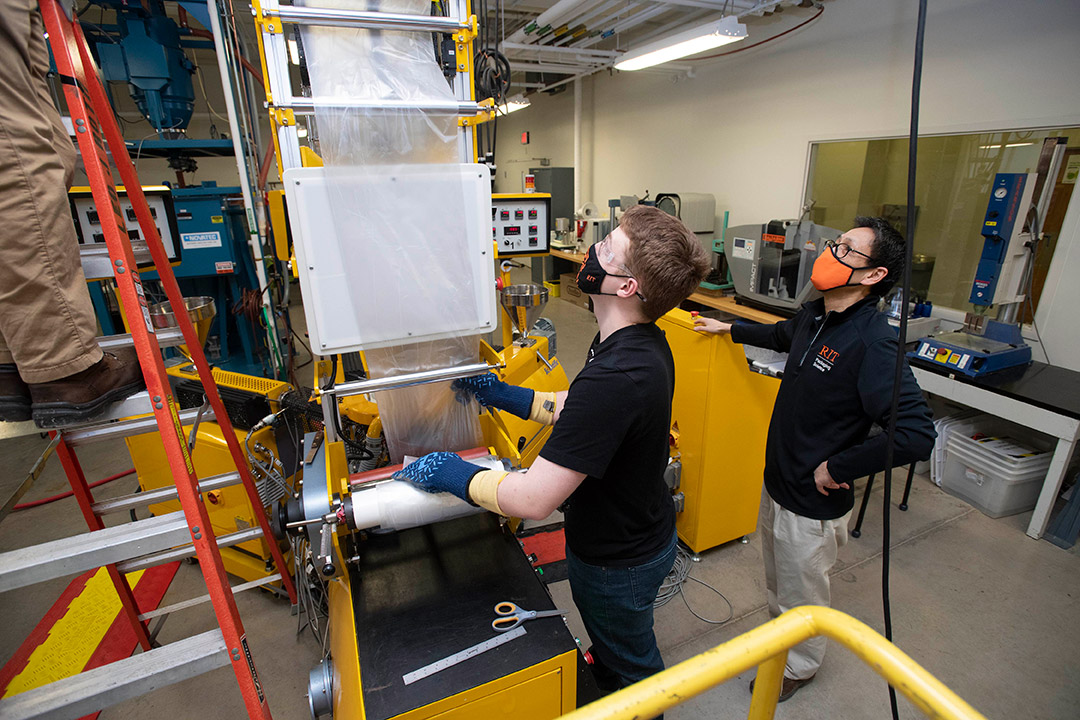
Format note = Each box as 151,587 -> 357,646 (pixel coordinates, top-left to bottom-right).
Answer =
825,238 -> 876,265
597,235 -> 634,275
595,235 -> 648,303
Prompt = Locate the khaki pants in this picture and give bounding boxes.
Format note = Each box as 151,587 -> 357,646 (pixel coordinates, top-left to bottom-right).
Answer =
0,0 -> 102,383
759,490 -> 851,680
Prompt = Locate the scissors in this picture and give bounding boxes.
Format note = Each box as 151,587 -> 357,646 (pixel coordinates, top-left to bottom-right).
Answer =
492,601 -> 567,632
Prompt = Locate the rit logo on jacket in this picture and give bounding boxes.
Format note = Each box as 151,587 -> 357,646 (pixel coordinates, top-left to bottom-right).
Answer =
812,345 -> 839,373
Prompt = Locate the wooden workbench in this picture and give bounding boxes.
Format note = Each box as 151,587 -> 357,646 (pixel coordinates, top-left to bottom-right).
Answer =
684,293 -> 785,325
549,248 -> 584,264
550,249 -> 785,325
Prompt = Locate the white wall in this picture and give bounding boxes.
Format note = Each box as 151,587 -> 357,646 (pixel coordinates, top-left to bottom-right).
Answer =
491,87 -> 578,194
496,0 -> 1080,369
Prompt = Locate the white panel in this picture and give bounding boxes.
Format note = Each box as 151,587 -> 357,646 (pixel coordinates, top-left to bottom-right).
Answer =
284,164 -> 495,354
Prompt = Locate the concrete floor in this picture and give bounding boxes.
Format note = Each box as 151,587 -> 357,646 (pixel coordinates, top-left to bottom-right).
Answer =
3,275 -> 1079,719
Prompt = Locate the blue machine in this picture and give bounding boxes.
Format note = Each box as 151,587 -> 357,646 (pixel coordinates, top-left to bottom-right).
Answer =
911,173 -> 1036,378
144,183 -> 269,376
87,0 -> 196,137
78,1 -> 232,172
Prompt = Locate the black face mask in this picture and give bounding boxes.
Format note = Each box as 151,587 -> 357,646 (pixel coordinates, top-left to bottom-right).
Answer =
576,243 -> 635,296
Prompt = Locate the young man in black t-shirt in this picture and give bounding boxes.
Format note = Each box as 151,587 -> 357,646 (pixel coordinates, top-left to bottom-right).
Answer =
395,205 -> 710,692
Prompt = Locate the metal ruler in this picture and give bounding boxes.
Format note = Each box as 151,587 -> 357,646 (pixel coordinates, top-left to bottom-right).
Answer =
402,626 -> 527,685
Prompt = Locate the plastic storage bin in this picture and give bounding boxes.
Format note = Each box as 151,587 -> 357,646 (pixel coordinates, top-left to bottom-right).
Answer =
942,426 -> 1052,518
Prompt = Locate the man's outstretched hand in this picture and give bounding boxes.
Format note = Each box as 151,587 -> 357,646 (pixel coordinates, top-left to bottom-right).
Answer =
391,451 -> 484,503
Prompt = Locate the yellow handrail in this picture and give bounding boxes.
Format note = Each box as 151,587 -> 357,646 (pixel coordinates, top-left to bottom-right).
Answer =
561,606 -> 987,720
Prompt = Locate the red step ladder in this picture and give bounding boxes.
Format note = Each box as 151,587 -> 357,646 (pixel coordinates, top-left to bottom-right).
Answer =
0,2 -> 297,717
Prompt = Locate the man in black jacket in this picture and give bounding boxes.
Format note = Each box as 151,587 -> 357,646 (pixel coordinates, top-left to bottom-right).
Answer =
694,216 -> 935,701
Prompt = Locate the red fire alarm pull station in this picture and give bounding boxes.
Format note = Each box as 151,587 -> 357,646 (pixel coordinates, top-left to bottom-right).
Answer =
521,131 -> 530,145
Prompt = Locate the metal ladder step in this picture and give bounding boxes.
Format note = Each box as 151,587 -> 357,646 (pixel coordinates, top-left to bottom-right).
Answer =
98,327 -> 185,351
0,511 -> 190,593
0,331 -> 193,443
63,404 -> 215,447
0,628 -> 229,720
0,396 -> 214,444
117,526 -> 264,574
139,573 -> 283,621
91,471 -> 242,516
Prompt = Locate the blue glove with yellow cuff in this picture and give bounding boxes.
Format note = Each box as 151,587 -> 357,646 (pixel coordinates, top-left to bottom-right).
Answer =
453,374 -> 557,425
393,451 -> 510,515
453,374 -> 533,418
392,452 -> 482,502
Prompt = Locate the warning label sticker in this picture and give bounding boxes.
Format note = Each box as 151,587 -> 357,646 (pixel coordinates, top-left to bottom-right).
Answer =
240,635 -> 265,703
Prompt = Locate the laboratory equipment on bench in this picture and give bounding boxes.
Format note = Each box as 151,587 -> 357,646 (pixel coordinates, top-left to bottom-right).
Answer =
912,138 -> 1066,377
654,192 -> 731,290
702,211 -> 733,290
724,218 -> 842,316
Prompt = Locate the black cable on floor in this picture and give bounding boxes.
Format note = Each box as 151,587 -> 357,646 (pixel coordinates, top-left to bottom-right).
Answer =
654,544 -> 734,625
881,2 -> 928,718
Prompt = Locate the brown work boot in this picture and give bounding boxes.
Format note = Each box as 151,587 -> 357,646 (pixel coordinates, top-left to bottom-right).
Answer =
0,364 -> 32,422
749,673 -> 815,702
28,349 -> 146,428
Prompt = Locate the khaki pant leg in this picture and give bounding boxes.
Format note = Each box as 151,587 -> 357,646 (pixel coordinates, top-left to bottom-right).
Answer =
758,488 -> 782,619
769,501 -> 845,680
0,0 -> 101,381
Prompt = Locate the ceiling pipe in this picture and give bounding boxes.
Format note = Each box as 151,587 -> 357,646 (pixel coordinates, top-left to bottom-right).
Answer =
617,8 -> 713,47
509,60 -> 605,75
573,5 -> 671,49
501,41 -> 621,58
504,0 -> 607,45
554,2 -> 644,47
653,0 -> 762,11
550,0 -> 627,46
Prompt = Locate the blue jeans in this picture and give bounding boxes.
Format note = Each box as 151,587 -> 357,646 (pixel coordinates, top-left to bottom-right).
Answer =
566,532 -> 678,692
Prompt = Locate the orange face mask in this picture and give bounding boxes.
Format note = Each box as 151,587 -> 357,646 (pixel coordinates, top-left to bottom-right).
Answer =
811,246 -> 862,291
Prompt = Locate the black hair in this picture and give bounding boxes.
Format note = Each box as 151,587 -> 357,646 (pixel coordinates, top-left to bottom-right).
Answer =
854,216 -> 905,297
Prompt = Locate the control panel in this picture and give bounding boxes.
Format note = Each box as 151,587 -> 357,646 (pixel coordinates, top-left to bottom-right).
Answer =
492,193 -> 550,257
70,186 -> 181,266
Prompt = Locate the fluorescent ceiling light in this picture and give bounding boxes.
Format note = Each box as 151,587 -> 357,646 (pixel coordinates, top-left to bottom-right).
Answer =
288,39 -> 301,66
499,96 -> 531,114
614,15 -> 747,71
